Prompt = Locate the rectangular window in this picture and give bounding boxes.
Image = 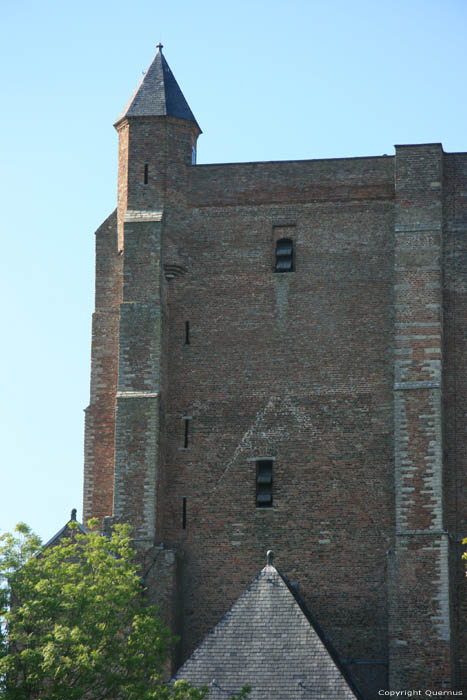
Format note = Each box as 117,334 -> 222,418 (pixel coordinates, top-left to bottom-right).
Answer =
273,224 -> 296,273
275,238 -> 294,272
144,164 -> 149,184
256,460 -> 273,507
185,321 -> 190,345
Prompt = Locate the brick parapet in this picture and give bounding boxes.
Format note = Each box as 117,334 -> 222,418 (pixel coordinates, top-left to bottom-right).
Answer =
189,155 -> 394,208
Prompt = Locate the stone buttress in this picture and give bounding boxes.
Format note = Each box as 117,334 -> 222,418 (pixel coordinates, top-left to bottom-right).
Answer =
389,144 -> 453,689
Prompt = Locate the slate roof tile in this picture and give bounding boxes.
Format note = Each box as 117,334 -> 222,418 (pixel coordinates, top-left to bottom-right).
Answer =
115,45 -> 200,130
173,564 -> 363,699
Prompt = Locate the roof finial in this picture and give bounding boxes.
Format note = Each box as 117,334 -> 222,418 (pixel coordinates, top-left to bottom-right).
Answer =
156,42 -> 163,52
266,549 -> 274,566
70,508 -> 77,521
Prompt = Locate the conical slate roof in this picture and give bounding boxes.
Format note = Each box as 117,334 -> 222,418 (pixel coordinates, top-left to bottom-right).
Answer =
173,564 -> 362,699
114,44 -> 200,129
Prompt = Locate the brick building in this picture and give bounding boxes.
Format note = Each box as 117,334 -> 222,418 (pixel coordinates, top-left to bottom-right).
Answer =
82,44 -> 467,697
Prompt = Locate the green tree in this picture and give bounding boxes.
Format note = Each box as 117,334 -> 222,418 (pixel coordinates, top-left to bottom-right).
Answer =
0,522 -> 249,700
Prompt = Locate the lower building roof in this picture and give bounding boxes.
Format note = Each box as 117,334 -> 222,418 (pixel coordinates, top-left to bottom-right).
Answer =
173,562 -> 363,699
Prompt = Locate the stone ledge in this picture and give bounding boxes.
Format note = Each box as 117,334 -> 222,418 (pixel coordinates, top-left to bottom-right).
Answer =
116,391 -> 159,398
396,530 -> 449,536
124,210 -> 163,222
395,223 -> 442,232
394,380 -> 440,391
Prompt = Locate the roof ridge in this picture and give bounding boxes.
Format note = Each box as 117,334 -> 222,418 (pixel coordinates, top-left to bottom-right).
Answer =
173,562 -> 362,698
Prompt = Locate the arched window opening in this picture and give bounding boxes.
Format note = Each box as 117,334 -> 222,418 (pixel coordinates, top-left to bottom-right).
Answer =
275,238 -> 294,273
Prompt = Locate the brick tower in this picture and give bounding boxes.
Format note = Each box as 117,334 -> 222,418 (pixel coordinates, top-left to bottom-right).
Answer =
83,45 -> 467,698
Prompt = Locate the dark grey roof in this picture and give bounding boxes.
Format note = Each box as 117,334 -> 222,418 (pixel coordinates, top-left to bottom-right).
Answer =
43,514 -> 87,549
173,565 -> 362,700
115,45 -> 200,129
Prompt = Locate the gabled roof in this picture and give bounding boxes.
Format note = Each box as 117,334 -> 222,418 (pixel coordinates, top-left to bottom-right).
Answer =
43,509 -> 87,549
114,44 -> 200,130
173,564 -> 362,699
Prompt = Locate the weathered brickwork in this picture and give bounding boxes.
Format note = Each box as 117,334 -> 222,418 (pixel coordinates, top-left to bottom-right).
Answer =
82,48 -> 467,698
162,170 -> 395,694
390,145 -> 451,693
83,210 -> 122,522
443,152 -> 467,692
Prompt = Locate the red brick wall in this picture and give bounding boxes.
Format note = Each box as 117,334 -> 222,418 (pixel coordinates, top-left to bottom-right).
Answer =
390,144 -> 452,691
111,116 -> 200,539
84,117 -> 467,695
158,156 -> 395,695
83,210 -> 122,523
189,156 -> 394,207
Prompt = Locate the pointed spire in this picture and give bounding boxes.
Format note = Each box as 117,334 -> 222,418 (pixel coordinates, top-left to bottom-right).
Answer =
115,45 -> 200,130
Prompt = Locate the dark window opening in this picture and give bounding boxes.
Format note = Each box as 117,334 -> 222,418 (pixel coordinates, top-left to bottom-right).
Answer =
185,321 -> 190,345
275,238 -> 294,273
144,164 -> 149,184
256,460 -> 273,508
182,498 -> 187,529
183,417 -> 190,448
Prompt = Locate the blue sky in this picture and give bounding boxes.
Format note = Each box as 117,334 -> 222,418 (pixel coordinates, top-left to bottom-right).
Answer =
1,0 -> 467,542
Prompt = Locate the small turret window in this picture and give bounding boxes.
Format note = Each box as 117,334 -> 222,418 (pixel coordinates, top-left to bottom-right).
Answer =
144,164 -> 149,184
275,238 -> 294,273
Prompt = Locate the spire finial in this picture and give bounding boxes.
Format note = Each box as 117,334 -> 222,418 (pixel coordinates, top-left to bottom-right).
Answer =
156,42 -> 163,52
70,508 -> 77,521
266,550 -> 274,566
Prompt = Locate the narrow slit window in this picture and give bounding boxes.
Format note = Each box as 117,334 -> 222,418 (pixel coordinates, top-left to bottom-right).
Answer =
183,417 -> 190,448
275,238 -> 294,273
185,321 -> 190,345
182,498 -> 187,529
256,460 -> 273,508
144,164 -> 149,184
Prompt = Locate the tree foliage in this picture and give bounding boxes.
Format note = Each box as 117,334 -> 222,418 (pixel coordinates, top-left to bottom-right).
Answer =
0,522 -> 249,700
